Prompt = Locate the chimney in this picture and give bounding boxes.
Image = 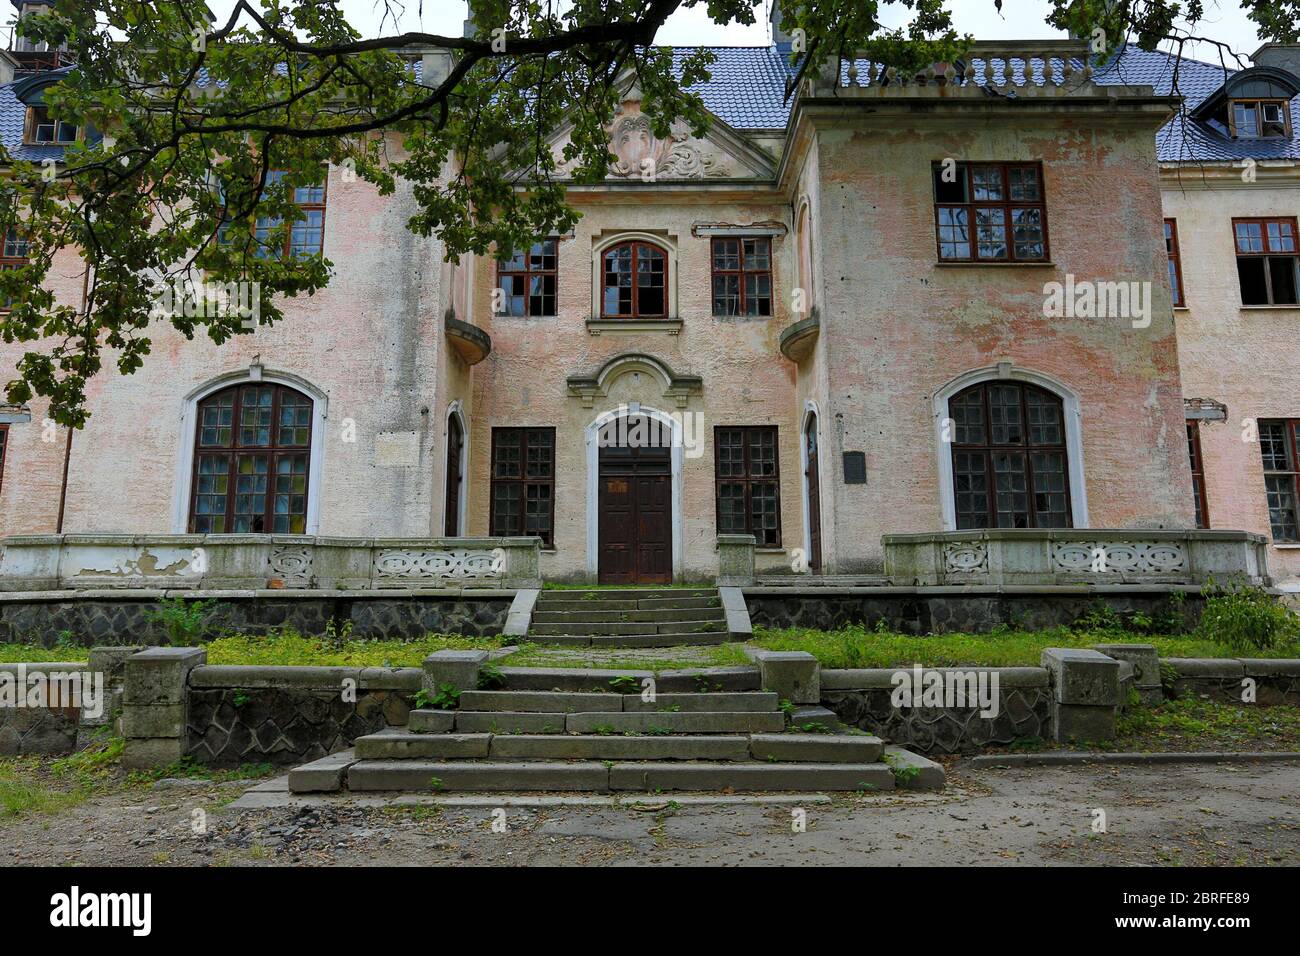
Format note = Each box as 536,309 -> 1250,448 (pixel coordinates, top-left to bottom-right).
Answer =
463,0 -> 477,39
770,1 -> 792,48
1252,43 -> 1300,80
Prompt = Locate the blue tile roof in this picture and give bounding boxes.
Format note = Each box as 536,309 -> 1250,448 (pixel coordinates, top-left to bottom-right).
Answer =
3,44 -> 1296,164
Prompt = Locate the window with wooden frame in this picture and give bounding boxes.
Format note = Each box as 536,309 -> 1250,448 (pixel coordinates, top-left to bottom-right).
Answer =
496,239 -> 557,316
1229,98 -> 1292,139
932,162 -> 1049,263
249,171 -> 327,260
23,104 -> 78,145
711,238 -> 772,316
949,381 -> 1072,529
601,241 -> 666,318
1259,419 -> 1300,541
1165,219 -> 1185,307
490,428 -> 556,546
0,228 -> 30,312
1233,217 -> 1299,305
1186,420 -> 1209,530
189,383 -> 312,534
714,426 -> 781,546
0,423 -> 8,495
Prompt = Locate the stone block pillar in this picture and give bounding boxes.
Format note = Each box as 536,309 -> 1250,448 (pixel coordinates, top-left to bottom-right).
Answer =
1042,648 -> 1120,744
717,534 -> 755,587
422,649 -> 487,697
756,650 -> 820,704
121,647 -> 206,768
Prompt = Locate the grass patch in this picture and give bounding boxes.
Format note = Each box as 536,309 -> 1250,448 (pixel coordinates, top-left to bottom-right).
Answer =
0,761 -> 88,817
200,632 -> 504,667
1114,696 -> 1300,751
0,643 -> 89,664
751,623 -> 1299,669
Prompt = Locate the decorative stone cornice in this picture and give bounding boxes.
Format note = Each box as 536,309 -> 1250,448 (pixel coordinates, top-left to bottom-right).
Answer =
566,352 -> 703,408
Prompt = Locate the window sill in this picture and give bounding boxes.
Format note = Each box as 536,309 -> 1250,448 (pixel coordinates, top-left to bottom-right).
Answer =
935,261 -> 1056,268
1173,306 -> 1190,311
1240,304 -> 1300,310
756,547 -> 786,554
1272,543 -> 1300,549
494,314 -> 558,320
586,317 -> 683,335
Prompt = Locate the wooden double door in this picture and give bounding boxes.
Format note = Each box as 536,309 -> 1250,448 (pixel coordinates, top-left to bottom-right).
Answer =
597,422 -> 672,585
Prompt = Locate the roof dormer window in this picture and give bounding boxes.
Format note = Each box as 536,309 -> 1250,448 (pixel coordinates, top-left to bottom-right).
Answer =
1230,98 -> 1291,139
24,105 -> 78,145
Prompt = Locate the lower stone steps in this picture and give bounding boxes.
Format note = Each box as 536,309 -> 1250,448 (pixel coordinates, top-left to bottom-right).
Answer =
345,760 -> 899,793
446,710 -> 788,735
528,631 -> 730,648
493,666 -> 761,693
457,690 -> 778,713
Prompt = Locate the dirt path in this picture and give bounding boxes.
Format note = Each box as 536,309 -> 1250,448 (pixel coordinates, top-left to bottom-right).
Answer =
2,760 -> 1297,866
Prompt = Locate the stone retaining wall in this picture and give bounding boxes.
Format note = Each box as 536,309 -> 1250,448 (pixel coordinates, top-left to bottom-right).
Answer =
746,587 -> 1203,635
821,667 -> 1053,754
1163,658 -> 1300,705
0,591 -> 512,645
185,664 -> 421,766
0,648 -> 135,755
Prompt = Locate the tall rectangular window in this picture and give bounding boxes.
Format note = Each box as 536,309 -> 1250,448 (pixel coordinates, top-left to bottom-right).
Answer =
490,427 -> 555,546
714,426 -> 781,546
1165,218 -> 1185,307
711,238 -> 772,316
497,240 -> 557,316
1259,419 -> 1300,541
252,171 -> 327,260
0,228 -> 30,312
932,162 -> 1049,263
1234,217 -> 1299,305
1186,420 -> 1209,530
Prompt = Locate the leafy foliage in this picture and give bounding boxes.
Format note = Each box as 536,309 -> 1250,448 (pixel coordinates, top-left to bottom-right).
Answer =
1196,580 -> 1300,654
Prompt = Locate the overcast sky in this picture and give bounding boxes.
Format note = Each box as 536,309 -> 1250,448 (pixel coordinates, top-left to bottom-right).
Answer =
206,1 -> 1267,61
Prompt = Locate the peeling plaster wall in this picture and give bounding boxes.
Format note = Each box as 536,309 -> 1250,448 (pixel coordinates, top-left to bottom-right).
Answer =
1162,170 -> 1300,585
812,118 -> 1195,571
0,142 -> 444,539
467,193 -> 803,582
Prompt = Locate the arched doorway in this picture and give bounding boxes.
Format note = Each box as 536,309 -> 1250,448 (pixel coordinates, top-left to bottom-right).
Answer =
591,409 -> 676,584
802,407 -> 823,573
444,407 -> 465,536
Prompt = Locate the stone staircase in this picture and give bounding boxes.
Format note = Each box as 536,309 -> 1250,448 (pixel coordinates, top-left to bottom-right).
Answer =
526,587 -> 732,648
289,665 -> 945,794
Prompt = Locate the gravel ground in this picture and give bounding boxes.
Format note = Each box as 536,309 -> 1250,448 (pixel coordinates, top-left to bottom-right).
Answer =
2,760 -> 1297,867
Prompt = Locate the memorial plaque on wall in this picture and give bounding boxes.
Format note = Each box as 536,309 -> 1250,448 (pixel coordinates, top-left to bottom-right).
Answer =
843,451 -> 867,484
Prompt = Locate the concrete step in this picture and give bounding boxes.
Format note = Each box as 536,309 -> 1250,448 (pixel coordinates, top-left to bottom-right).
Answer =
622,692 -> 779,713
749,733 -> 884,763
565,711 -> 785,734
457,690 -> 623,713
531,607 -> 725,624
536,588 -> 717,602
407,709 -> 455,733
455,690 -> 777,714
454,712 -> 568,734
354,729 -> 491,760
634,596 -> 724,610
608,762 -> 897,792
883,746 -> 948,790
525,633 -> 732,649
347,761 -> 610,792
488,734 -> 751,761
531,599 -> 639,612
529,619 -> 727,637
347,760 -> 897,792
287,750 -> 356,793
496,665 -> 760,693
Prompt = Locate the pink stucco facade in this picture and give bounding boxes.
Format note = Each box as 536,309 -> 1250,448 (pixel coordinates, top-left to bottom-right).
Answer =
6,40 -> 1270,585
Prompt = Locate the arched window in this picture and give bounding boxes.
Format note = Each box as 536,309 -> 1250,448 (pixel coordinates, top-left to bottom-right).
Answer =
602,241 -> 666,317
949,380 -> 1071,529
189,383 -> 313,533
